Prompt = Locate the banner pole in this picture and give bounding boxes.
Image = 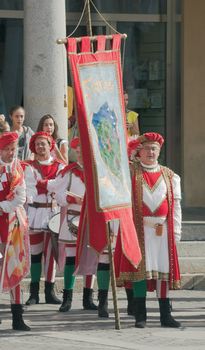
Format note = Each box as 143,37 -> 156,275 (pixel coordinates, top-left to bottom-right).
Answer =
56,33 -> 127,45
0,240 -> 9,292
85,0 -> 93,37
85,0 -> 93,52
107,222 -> 121,330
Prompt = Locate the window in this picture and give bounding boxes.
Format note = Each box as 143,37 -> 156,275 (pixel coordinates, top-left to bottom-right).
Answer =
66,0 -> 167,14
0,19 -> 23,115
0,0 -> 23,10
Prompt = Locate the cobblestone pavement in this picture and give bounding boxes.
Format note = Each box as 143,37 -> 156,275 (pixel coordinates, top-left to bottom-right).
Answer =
0,290 -> 205,350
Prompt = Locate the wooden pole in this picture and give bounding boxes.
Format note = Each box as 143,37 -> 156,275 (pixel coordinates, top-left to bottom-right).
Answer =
85,0 -> 93,37
56,33 -> 127,45
0,241 -> 9,292
85,0 -> 93,52
107,222 -> 121,330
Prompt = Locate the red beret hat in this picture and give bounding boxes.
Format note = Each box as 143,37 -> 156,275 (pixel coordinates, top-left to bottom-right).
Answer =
70,137 -> 80,149
29,131 -> 55,154
128,132 -> 164,158
140,132 -> 164,146
0,132 -> 18,150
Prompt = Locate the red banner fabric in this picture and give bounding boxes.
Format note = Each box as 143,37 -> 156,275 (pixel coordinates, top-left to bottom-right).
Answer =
66,35 -> 141,274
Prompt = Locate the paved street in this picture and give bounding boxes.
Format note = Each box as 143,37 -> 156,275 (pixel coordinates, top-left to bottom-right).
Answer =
0,289 -> 205,349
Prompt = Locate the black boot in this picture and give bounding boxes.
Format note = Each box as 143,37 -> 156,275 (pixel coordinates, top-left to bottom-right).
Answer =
125,288 -> 134,316
44,281 -> 61,304
98,289 -> 109,318
133,297 -> 147,328
11,304 -> 30,331
26,282 -> 40,305
83,288 -> 98,310
59,289 -> 73,312
159,298 -> 181,328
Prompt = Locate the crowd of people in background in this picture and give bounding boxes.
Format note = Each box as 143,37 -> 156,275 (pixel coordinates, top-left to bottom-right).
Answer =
0,108 -> 68,164
0,91 -> 138,164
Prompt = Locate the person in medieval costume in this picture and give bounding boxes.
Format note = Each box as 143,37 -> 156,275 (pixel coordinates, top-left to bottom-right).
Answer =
127,132 -> 182,328
0,132 -> 30,331
39,137 -> 99,313
41,138 -> 141,319
68,137 -> 141,319
23,131 -> 65,305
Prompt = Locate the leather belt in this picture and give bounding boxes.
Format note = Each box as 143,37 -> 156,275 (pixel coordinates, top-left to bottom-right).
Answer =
67,209 -> 80,216
29,202 -> 52,208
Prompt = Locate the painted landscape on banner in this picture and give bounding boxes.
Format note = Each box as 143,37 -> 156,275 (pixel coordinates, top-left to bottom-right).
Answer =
79,62 -> 131,209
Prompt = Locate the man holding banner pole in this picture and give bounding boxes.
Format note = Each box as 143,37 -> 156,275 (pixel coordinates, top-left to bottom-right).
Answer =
42,137 -> 113,317
40,135 -> 122,319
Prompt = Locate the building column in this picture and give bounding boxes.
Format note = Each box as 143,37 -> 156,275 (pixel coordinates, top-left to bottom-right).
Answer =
23,0 -> 68,139
182,0 -> 205,206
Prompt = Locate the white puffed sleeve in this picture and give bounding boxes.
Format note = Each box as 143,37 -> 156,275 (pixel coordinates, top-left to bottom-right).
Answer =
0,180 -> 26,213
172,173 -> 182,242
56,162 -> 65,174
47,173 -> 69,207
109,219 -> 120,236
24,165 -> 38,204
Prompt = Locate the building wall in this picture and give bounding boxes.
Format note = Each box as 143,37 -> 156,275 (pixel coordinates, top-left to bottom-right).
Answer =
182,0 -> 205,206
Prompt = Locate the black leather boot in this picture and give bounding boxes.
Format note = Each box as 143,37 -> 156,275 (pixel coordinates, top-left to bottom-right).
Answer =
26,281 -> 40,305
133,297 -> 147,328
11,304 -> 30,331
98,289 -> 109,318
125,288 -> 134,316
59,289 -> 73,312
159,298 -> 181,328
44,281 -> 61,304
83,288 -> 98,310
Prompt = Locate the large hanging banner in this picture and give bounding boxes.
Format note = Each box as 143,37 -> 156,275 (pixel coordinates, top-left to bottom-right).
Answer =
66,35 -> 141,275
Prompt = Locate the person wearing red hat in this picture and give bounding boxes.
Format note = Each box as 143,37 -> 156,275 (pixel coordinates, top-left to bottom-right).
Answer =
23,131 -> 65,306
42,137 -> 98,313
0,132 -> 30,331
127,132 -> 182,328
